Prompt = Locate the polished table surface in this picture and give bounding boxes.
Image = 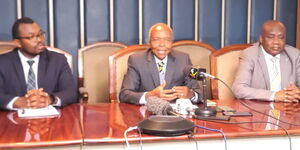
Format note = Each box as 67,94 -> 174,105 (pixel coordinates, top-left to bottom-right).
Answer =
1,99 -> 300,149
0,104 -> 82,149
81,99 -> 300,144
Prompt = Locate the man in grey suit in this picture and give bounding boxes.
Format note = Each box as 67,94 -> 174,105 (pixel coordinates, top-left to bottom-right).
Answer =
119,23 -> 202,105
232,20 -> 300,102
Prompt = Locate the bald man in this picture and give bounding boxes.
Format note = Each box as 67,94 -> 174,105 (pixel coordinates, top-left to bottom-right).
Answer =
232,20 -> 300,102
119,23 -> 202,105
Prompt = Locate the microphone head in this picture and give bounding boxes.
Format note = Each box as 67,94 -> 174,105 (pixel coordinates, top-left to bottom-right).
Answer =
184,66 -> 206,80
146,96 -> 172,115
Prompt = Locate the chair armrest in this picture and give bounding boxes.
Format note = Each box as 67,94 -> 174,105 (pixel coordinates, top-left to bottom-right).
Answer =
79,87 -> 89,103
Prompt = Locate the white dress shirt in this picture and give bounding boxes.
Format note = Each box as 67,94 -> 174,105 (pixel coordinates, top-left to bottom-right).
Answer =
261,46 -> 281,100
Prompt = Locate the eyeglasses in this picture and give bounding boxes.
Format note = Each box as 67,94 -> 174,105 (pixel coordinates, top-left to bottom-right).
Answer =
17,31 -> 46,41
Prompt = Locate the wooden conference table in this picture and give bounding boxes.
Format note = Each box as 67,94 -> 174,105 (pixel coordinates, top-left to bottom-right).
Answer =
1,99 -> 300,150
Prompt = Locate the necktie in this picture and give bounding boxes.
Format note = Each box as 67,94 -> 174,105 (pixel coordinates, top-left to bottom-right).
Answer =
27,60 -> 36,91
270,57 -> 281,91
157,61 -> 164,73
157,61 -> 165,84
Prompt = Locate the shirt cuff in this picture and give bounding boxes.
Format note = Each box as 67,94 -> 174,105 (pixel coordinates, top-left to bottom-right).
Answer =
6,97 -> 19,110
52,96 -> 61,106
270,92 -> 276,101
190,91 -> 199,103
139,92 -> 147,105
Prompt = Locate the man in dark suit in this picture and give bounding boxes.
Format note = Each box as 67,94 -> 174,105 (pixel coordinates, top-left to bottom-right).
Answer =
232,20 -> 300,102
119,23 -> 202,105
0,17 -> 77,110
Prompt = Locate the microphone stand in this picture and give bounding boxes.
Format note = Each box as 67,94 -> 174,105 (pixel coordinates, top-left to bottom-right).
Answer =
195,77 -> 217,116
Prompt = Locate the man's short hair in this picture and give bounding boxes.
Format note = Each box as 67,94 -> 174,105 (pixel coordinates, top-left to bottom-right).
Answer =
12,17 -> 35,39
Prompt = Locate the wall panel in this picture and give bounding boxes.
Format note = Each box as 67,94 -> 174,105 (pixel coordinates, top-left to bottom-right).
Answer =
142,0 -> 167,43
250,0 -> 273,43
172,0 -> 195,41
85,0 -> 110,45
0,0 -> 17,40
114,0 -> 139,45
198,0 -> 222,49
277,0 -> 297,46
224,0 -> 248,46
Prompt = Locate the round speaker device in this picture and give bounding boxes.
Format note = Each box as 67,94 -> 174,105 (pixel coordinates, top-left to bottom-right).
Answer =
138,115 -> 195,136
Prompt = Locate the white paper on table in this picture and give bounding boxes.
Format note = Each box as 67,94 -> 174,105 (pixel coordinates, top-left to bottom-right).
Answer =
17,105 -> 60,118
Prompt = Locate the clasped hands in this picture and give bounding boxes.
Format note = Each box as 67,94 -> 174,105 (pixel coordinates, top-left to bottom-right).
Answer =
274,82 -> 300,103
146,81 -> 194,101
13,88 -> 53,109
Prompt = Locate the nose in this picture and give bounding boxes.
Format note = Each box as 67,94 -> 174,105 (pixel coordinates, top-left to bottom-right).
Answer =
272,37 -> 281,44
159,39 -> 165,46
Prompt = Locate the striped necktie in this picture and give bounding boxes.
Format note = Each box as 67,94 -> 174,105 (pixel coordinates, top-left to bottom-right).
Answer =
270,57 -> 281,91
27,60 -> 36,91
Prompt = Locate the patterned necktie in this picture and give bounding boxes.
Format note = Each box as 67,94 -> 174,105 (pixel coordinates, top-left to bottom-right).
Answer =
157,61 -> 165,84
27,60 -> 36,91
157,61 -> 164,73
270,57 -> 281,91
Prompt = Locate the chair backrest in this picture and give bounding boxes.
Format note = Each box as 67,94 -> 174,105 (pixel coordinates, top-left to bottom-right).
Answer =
172,40 -> 216,99
0,41 -> 17,54
46,46 -> 73,72
109,44 -> 150,103
78,42 -> 127,103
210,44 -> 252,100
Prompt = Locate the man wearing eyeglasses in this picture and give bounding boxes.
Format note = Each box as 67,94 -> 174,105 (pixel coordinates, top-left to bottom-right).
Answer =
0,17 -> 77,110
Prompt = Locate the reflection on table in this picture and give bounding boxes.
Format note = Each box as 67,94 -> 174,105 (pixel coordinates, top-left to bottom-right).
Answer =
0,104 -> 82,149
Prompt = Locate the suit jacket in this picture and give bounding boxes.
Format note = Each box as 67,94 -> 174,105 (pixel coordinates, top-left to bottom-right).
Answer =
232,42 -> 300,101
119,49 -> 202,105
0,48 -> 77,110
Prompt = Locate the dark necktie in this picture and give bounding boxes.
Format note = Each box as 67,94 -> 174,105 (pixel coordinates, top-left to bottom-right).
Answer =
27,60 -> 36,91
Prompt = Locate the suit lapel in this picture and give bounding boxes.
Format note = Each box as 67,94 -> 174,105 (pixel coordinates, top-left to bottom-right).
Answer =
280,51 -> 290,88
258,47 -> 270,90
165,52 -> 176,89
12,50 -> 27,92
146,50 -> 160,88
37,51 -> 48,88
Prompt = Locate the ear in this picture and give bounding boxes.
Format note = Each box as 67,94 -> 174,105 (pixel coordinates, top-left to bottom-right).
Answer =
13,39 -> 21,48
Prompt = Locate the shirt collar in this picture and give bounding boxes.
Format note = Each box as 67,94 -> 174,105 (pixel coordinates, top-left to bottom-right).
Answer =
261,46 -> 280,61
18,49 -> 40,63
154,55 -> 168,65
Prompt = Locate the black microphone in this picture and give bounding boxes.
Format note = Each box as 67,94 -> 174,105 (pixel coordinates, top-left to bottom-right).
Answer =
145,96 -> 179,116
184,66 -> 218,117
184,66 -> 218,80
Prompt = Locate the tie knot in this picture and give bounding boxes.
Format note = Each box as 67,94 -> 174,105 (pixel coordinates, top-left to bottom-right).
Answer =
158,61 -> 164,72
27,60 -> 35,66
270,57 -> 278,63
